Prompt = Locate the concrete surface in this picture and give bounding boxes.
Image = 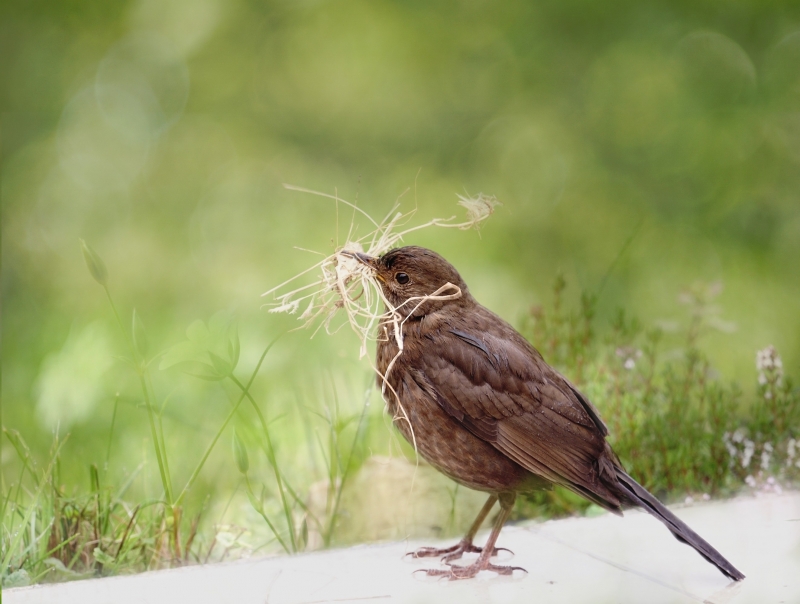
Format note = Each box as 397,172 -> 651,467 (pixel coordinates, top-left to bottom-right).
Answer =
5,492 -> 799,604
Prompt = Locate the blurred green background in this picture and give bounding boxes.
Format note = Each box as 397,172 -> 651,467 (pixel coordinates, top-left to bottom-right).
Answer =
2,0 -> 800,551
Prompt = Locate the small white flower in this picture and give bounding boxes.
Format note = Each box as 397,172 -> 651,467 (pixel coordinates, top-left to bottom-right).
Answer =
742,439 -> 755,468
756,347 -> 774,371
684,496 -> 694,505
615,347 -> 643,370
702,493 -> 710,501
761,443 -> 773,470
760,476 -> 783,495
756,345 -> 784,384
745,475 -> 757,488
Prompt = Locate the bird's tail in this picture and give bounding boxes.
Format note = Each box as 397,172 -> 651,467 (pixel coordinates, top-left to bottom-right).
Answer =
614,468 -> 745,581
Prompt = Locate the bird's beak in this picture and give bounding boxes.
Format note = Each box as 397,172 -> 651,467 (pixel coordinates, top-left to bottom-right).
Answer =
339,250 -> 385,282
340,250 -> 379,267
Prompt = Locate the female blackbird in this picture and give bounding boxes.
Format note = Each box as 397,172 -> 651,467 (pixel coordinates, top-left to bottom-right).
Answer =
346,245 -> 744,581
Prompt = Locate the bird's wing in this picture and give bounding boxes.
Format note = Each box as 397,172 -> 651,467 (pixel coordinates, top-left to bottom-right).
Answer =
411,316 -> 620,506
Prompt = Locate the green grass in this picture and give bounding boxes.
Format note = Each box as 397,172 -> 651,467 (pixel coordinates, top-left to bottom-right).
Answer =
2,243 -> 372,585
3,262 -> 797,587
1,429 -> 205,586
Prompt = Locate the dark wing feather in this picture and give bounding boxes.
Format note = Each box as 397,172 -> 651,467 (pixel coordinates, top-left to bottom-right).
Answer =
418,312 -> 621,507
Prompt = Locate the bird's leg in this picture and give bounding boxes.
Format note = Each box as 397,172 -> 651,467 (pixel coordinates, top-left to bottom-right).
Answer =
418,492 -> 526,579
410,494 -> 509,562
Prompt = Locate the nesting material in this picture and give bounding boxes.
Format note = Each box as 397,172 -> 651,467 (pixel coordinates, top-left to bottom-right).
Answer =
262,185 -> 499,361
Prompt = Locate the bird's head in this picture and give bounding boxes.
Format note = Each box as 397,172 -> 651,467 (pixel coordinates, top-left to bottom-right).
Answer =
342,246 -> 470,318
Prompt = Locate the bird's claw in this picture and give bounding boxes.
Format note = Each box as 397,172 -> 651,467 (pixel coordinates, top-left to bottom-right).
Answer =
443,545 -> 513,564
415,562 -> 528,580
408,540 -> 512,563
407,545 -> 458,560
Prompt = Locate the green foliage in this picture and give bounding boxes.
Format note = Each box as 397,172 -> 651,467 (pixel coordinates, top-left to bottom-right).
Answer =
231,429 -> 249,475
79,240 -> 108,287
4,260 -> 798,586
515,277 -> 799,521
5,1 -> 800,584
131,310 -> 148,360
1,429 -> 205,585
160,313 -> 241,382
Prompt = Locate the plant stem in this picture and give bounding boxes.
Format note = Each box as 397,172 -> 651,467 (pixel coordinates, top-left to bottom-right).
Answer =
139,373 -> 172,504
244,475 -> 289,553
174,336 -> 281,507
104,394 -> 120,474
102,284 -> 172,504
229,374 -> 297,553
147,376 -> 173,503
323,388 -> 370,547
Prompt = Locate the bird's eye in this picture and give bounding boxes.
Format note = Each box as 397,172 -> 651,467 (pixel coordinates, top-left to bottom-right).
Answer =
395,272 -> 410,285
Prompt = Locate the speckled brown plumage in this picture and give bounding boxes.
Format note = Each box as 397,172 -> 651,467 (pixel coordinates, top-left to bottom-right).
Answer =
350,246 -> 744,582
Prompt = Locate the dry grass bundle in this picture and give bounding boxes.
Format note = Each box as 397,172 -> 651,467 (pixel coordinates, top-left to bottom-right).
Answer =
262,184 -> 499,359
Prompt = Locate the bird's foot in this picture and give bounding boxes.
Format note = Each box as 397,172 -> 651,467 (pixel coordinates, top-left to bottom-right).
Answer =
416,560 -> 527,580
409,539 -> 512,563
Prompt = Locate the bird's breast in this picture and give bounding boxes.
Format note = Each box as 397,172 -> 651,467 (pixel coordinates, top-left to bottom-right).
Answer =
374,322 -> 532,494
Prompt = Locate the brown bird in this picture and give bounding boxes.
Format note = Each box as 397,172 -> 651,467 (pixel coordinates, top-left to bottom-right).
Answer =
344,245 -> 744,581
